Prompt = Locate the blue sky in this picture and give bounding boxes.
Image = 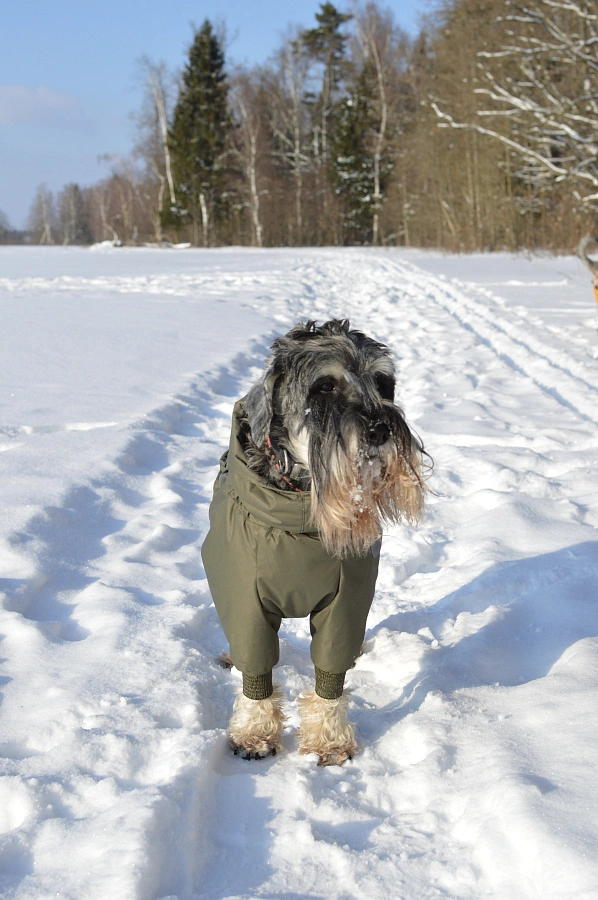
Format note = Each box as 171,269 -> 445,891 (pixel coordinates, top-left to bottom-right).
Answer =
0,1 -> 427,229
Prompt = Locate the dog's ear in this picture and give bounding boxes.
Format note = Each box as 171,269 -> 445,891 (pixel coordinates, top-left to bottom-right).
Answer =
244,358 -> 279,446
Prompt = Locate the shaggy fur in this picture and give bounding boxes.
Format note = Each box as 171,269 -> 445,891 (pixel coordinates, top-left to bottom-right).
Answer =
297,691 -> 357,766
243,319 -> 428,557
228,686 -> 286,759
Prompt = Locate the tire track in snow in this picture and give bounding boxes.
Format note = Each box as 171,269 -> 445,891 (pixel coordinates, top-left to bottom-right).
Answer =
382,257 -> 598,427
272,251 -> 598,432
67,348 -> 281,898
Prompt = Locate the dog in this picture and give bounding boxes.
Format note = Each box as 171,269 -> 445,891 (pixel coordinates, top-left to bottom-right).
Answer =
201,319 -> 428,765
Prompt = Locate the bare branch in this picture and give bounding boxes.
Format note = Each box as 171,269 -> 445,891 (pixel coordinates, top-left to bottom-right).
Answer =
432,0 -> 598,205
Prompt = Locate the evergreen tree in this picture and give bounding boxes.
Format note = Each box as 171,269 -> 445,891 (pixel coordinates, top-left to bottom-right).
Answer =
301,3 -> 352,164
301,3 -> 352,241
57,183 -> 92,244
167,20 -> 230,246
329,69 -> 387,244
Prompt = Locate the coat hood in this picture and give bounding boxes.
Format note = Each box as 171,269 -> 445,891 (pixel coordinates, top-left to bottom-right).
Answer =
220,399 -> 317,534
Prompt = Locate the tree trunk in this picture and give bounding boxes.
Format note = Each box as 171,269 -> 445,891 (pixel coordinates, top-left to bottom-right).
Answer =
249,142 -> 263,248
199,192 -> 209,247
355,14 -> 389,246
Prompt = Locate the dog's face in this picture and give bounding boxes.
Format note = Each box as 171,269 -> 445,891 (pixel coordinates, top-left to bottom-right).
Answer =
245,320 -> 427,556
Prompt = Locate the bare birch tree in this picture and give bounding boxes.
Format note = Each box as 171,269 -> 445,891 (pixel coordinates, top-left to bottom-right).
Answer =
135,57 -> 177,241
85,179 -> 121,244
351,2 -> 407,244
229,71 -> 266,246
57,183 -> 91,244
268,34 -> 312,243
28,184 -> 55,244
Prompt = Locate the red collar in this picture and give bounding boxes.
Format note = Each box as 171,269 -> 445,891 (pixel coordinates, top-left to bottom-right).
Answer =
266,435 -> 305,493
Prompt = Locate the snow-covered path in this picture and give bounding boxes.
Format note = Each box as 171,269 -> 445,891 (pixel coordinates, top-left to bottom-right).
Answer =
0,247 -> 597,899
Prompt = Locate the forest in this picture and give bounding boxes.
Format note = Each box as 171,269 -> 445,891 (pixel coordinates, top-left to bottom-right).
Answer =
17,0 -> 598,251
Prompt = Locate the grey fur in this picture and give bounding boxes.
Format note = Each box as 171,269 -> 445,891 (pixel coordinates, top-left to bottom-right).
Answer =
241,319 -> 429,555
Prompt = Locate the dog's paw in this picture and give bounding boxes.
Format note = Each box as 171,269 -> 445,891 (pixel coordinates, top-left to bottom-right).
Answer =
300,738 -> 357,766
297,690 -> 358,766
230,740 -> 277,761
315,744 -> 355,767
228,686 -> 285,761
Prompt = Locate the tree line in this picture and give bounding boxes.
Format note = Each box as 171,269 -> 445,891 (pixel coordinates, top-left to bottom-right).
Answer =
15,0 -> 598,251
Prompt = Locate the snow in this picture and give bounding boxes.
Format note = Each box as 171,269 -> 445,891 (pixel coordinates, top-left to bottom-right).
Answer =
0,245 -> 597,900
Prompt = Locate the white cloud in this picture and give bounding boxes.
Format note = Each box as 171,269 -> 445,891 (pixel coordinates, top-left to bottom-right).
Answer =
0,84 -> 86,128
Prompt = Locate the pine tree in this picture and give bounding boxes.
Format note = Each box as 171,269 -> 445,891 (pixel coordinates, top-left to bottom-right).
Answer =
301,3 -> 352,166
167,21 -> 230,246
301,3 -> 352,241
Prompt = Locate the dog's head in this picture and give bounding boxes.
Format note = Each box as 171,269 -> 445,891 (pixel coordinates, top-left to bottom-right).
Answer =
245,319 -> 428,555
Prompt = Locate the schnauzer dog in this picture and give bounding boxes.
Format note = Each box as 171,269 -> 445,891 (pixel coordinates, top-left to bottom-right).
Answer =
201,319 -> 428,765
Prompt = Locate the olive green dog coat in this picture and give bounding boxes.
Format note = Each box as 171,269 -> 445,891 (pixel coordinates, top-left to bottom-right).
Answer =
201,401 -> 380,678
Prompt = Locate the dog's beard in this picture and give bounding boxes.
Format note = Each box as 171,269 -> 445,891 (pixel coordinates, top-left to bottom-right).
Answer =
307,410 -> 425,557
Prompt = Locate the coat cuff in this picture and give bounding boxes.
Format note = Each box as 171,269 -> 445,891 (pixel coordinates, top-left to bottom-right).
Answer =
315,667 -> 345,699
242,671 -> 273,700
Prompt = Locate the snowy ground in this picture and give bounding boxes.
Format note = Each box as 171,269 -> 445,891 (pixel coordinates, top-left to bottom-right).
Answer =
0,245 -> 597,900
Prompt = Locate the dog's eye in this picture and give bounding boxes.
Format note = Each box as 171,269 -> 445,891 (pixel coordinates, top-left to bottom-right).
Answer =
318,380 -> 337,394
375,374 -> 395,401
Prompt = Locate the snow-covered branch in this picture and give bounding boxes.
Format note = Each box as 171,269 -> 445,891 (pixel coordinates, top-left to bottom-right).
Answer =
432,0 -> 598,205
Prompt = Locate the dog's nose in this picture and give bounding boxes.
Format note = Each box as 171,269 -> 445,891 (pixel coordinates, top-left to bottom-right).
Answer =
368,422 -> 390,446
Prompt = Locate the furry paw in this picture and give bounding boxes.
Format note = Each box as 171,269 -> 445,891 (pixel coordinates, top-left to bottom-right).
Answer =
230,743 -> 277,761
297,690 -> 357,766
228,686 -> 285,760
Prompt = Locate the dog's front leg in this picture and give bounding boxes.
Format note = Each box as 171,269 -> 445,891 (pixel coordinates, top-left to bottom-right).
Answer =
297,669 -> 357,766
229,675 -> 285,760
